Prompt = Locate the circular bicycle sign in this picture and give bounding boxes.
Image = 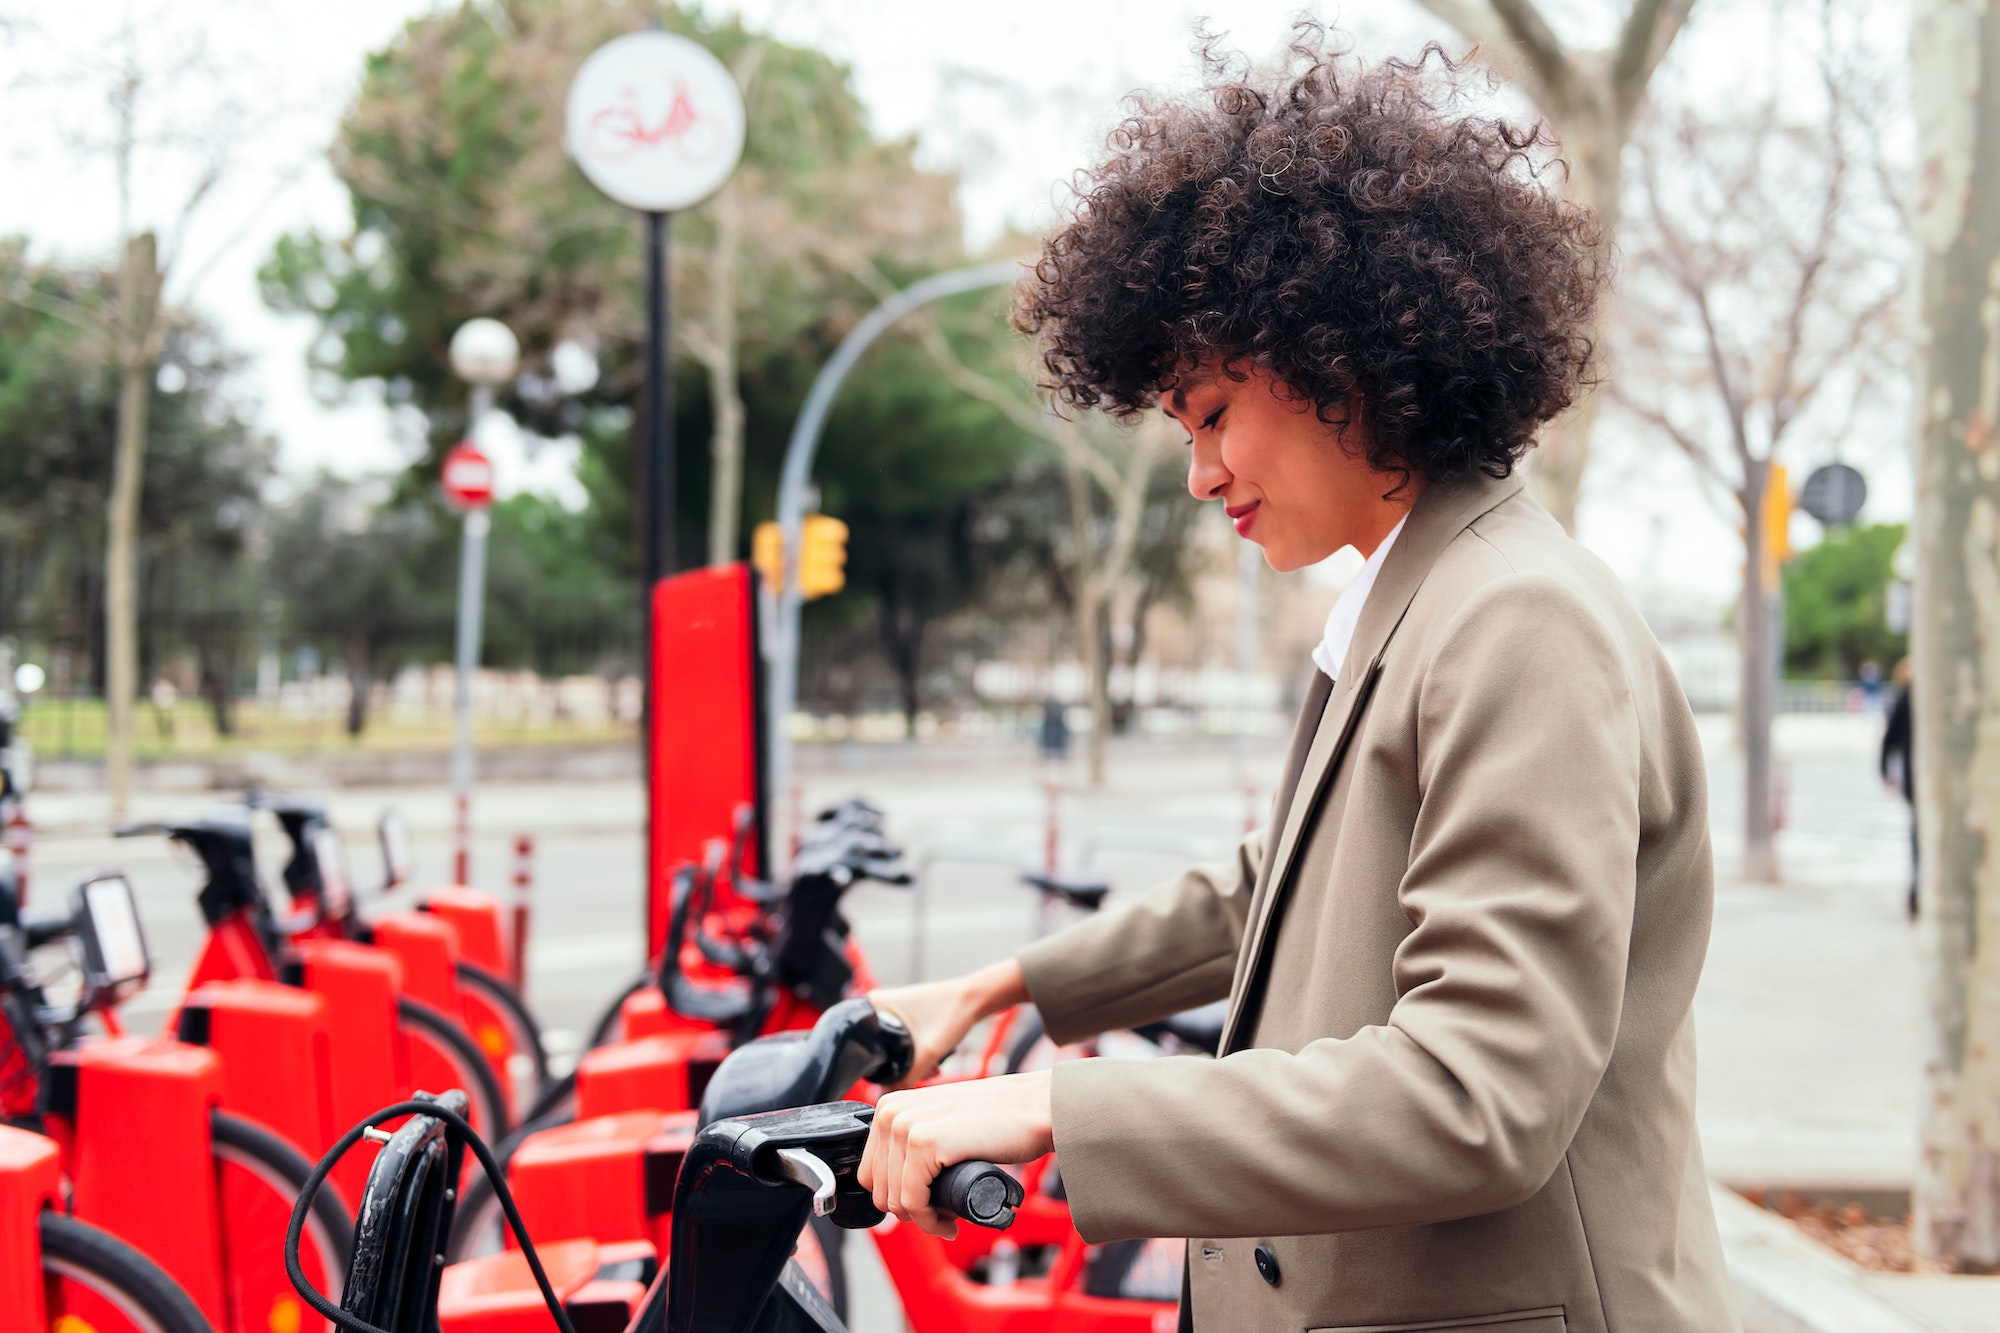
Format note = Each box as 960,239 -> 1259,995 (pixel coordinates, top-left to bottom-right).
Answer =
565,31 -> 745,213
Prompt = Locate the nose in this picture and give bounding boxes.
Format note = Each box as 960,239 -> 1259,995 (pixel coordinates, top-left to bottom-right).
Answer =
1187,432 -> 1230,502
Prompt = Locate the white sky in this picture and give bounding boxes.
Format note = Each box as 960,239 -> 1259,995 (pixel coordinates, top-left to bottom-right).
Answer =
0,0 -> 1917,616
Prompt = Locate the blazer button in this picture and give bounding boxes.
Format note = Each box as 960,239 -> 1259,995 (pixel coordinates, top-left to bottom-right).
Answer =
1253,1245 -> 1280,1286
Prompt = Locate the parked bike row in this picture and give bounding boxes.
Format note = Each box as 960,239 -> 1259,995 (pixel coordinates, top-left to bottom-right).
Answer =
2,777 -> 1216,1332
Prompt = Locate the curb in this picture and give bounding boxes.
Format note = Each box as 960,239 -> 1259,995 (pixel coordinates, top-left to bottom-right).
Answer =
1712,1183 -> 1944,1333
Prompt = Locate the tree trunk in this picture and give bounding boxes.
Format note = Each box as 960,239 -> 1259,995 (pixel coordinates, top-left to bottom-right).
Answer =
1062,457 -> 1110,786
104,231 -> 159,817
200,633 -> 235,738
875,586 -> 924,732
1739,462 -> 1780,884
344,638 -> 372,738
1910,0 -> 2000,1271
703,179 -> 747,568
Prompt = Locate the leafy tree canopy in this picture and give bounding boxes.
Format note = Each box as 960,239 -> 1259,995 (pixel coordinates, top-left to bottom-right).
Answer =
261,0 -> 1042,710
0,238 -> 274,711
1783,521 -> 1908,679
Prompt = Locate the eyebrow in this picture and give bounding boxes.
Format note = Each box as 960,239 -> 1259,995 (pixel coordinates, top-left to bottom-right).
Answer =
1165,371 -> 1214,416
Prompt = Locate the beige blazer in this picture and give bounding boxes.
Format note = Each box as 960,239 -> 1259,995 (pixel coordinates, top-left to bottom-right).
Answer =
1017,471 -> 1739,1332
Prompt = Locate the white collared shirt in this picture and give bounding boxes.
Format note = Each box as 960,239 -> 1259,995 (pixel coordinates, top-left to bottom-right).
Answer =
1311,516 -> 1407,682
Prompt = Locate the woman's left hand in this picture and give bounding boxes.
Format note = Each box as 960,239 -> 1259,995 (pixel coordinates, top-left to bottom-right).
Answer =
859,1069 -> 1056,1238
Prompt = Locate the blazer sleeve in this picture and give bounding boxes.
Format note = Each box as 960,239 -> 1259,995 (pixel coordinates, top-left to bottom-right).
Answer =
1046,576 -> 1644,1240
1014,828 -> 1264,1046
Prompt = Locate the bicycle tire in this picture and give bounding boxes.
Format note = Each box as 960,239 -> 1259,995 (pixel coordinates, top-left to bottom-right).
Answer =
454,959 -> 552,1112
1003,1007 -> 1053,1075
210,1109 -> 353,1331
518,1068 -> 576,1130
39,1211 -> 215,1333
441,1101 -> 577,1265
586,973 -> 652,1050
397,995 -> 511,1142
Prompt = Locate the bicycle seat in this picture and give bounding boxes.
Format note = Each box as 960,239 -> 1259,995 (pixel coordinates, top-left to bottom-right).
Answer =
1019,871 -> 1112,913
1136,1000 -> 1227,1055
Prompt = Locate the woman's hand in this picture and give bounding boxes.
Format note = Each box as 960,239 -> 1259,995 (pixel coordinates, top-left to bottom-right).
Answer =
869,958 -> 1028,1085
859,1070 -> 1055,1239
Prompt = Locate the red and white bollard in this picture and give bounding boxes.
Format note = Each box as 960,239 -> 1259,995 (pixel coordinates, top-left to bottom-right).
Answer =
3,804 -> 29,907
1242,782 -> 1260,836
453,793 -> 471,887
1042,782 -> 1062,873
510,834 -> 533,993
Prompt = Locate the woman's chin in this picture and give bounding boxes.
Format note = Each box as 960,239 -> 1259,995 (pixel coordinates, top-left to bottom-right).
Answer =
1257,543 -> 1307,573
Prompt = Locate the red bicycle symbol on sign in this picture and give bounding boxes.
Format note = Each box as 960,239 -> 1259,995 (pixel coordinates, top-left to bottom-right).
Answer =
588,79 -> 727,167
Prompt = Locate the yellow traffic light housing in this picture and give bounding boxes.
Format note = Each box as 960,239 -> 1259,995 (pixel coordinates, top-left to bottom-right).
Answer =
752,521 -> 784,589
1760,463 -> 1791,592
797,514 -> 849,600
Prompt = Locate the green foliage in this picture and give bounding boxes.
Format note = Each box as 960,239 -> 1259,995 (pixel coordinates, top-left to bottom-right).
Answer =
262,0 -> 1040,713
0,239 -> 274,722
1783,521 -> 1908,679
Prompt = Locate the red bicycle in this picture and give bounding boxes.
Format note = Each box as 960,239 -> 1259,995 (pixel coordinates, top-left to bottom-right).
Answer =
0,872 -> 352,1333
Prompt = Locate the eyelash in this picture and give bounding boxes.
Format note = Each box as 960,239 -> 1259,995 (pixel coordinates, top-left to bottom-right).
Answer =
1181,407 -> 1224,445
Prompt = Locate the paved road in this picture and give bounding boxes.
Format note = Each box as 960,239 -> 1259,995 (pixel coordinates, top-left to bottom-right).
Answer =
21,711 -> 1921,1329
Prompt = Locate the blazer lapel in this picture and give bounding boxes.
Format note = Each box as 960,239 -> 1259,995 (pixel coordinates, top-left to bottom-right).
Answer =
1221,470 -> 1527,1053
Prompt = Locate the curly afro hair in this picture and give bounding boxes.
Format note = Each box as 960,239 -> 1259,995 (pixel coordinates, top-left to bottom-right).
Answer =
1014,30 -> 1606,483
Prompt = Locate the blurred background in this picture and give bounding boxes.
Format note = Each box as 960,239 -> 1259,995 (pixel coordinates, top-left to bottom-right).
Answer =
3,0 -> 1987,1324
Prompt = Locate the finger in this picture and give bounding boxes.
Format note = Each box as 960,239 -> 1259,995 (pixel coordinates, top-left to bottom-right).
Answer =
891,1114 -> 941,1228
909,1204 -> 958,1240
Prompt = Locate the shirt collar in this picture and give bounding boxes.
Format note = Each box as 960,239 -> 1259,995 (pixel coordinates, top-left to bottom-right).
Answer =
1310,515 -> 1408,683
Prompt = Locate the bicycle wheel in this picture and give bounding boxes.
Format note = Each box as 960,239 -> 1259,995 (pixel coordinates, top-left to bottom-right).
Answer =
1003,1007 -> 1060,1075
211,1110 -> 354,1333
442,1101 -> 578,1264
398,995 -> 511,1144
586,974 -> 652,1050
454,959 -> 551,1117
40,1211 -> 215,1333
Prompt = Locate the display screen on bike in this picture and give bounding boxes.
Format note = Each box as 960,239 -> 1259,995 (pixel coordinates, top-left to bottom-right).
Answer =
77,875 -> 149,999
313,827 -> 353,916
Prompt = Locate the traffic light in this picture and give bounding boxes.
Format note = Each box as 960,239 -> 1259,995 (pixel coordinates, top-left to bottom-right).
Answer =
1761,462 -> 1791,592
797,514 -> 849,599
752,521 -> 784,589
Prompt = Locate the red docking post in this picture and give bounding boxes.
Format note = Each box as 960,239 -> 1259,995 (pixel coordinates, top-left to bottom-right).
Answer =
3,804 -> 29,906
510,834 -> 534,993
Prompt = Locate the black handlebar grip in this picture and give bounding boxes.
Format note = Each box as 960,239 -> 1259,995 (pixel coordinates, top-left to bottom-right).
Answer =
929,1161 -> 1023,1229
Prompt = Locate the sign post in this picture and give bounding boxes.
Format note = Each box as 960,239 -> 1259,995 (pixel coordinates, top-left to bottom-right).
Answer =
444,317 -> 515,885
566,29 -> 744,900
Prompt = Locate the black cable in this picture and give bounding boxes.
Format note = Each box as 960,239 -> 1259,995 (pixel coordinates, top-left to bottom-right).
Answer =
283,1098 -> 579,1333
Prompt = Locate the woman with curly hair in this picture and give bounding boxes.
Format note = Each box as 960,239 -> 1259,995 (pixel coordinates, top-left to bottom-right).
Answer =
859,32 -> 1737,1333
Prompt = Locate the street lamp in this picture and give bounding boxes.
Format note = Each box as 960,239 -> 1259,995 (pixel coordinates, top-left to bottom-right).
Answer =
445,318 -> 518,886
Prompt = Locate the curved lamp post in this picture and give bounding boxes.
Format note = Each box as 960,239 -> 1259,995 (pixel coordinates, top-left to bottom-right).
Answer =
763,259 -> 1023,862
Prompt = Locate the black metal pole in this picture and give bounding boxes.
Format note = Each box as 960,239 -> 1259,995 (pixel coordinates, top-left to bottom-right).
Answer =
643,208 -> 673,915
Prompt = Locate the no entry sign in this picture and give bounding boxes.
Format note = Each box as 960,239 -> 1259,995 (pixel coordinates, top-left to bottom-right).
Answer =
565,30 -> 745,213
441,441 -> 495,512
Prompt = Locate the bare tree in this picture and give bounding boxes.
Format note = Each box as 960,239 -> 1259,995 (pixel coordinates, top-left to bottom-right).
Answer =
1908,0 -> 2000,1274
1610,1 -> 1902,882
3,6 -> 292,813
1414,0 -> 1697,532
679,40 -> 767,569
861,274 -> 1177,785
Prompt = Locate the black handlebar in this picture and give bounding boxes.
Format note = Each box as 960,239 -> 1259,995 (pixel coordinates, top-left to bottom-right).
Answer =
930,1160 -> 1025,1229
